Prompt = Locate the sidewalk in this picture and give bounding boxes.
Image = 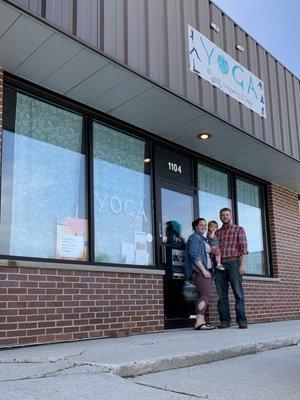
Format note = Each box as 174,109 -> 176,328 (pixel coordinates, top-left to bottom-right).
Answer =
1,320 -> 299,378
0,320 -> 299,400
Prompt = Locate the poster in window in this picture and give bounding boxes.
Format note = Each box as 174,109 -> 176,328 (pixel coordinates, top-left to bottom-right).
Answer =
56,217 -> 88,261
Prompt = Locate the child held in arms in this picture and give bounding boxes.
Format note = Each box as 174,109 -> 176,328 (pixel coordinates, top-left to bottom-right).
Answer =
207,220 -> 224,271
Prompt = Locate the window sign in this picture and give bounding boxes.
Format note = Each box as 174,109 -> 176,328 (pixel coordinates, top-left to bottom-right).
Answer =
188,25 -> 266,118
155,147 -> 192,185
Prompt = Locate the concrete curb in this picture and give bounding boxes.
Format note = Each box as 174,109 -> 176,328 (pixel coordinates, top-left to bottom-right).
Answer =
109,336 -> 300,378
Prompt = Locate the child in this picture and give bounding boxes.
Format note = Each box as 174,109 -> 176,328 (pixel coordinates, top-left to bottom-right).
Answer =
207,221 -> 224,271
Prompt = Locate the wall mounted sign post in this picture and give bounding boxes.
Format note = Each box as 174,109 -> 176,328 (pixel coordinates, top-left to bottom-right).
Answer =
188,25 -> 266,118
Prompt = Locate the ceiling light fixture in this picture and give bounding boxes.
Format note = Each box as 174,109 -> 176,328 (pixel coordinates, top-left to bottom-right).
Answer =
144,157 -> 151,163
197,132 -> 212,140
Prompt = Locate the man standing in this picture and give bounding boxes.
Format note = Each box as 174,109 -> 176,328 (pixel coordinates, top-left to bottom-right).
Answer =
215,208 -> 248,329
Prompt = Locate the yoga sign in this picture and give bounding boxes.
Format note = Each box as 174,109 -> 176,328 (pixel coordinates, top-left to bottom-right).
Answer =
188,25 -> 266,118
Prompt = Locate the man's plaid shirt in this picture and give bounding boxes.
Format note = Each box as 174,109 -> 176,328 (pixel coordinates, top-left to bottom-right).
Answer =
216,223 -> 248,259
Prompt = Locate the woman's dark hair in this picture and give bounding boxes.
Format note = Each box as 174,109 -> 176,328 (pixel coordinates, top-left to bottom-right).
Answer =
192,218 -> 206,230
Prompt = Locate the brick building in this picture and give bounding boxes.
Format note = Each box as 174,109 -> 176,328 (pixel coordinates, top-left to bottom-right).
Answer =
0,0 -> 299,347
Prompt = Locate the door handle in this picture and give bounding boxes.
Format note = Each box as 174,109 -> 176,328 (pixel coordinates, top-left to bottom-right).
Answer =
158,222 -> 163,238
161,244 -> 166,264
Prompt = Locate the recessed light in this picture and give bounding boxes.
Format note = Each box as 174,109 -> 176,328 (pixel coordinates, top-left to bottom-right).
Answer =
144,157 -> 151,163
197,132 -> 212,140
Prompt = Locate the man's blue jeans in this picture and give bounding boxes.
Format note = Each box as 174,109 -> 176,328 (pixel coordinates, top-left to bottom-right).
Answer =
214,258 -> 247,324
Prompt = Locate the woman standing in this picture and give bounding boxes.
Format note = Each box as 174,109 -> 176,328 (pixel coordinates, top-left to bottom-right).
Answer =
185,218 -> 214,330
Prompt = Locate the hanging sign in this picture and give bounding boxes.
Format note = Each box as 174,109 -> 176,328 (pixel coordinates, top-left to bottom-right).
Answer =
188,25 -> 266,118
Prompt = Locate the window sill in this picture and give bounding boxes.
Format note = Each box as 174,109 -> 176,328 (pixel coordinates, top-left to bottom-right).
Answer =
243,275 -> 280,283
0,258 -> 165,276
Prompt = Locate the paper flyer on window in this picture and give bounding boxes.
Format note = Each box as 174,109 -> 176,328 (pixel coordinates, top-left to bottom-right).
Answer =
121,241 -> 135,264
134,231 -> 147,252
56,217 -> 88,261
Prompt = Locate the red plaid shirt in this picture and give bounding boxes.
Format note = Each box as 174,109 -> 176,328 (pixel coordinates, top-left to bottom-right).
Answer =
216,223 -> 248,259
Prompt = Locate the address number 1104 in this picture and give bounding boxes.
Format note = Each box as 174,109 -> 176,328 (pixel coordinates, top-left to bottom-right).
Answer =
168,162 -> 182,174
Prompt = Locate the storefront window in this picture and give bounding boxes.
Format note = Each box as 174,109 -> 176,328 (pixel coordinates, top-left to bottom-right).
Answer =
198,164 -> 269,275
236,179 -> 268,275
0,88 -> 87,260
0,84 -> 270,273
198,164 -> 232,226
93,122 -> 153,266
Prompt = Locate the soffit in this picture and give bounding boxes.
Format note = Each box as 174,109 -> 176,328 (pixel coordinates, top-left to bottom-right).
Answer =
0,0 -> 299,192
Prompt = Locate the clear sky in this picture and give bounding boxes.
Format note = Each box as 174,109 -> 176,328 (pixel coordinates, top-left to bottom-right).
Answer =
212,0 -> 300,79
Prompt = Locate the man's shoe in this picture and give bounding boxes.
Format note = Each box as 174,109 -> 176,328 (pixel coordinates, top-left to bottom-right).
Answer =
238,322 -> 248,329
217,321 -> 230,329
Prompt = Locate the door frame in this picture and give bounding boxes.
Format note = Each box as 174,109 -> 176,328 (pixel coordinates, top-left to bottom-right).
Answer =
155,180 -> 199,328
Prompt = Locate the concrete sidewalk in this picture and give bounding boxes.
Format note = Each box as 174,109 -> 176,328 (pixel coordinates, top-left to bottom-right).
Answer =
1,320 -> 299,378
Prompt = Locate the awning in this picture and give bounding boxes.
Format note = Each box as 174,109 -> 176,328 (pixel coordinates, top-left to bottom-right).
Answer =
0,0 -> 299,192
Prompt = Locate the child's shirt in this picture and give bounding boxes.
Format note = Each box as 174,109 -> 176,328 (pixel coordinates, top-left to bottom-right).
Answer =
207,234 -> 221,256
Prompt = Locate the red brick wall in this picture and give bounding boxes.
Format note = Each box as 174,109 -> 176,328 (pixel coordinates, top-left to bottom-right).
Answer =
208,183 -> 300,324
0,268 -> 164,347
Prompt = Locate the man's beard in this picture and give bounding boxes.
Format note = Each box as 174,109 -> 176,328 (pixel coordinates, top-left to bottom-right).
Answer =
222,220 -> 231,225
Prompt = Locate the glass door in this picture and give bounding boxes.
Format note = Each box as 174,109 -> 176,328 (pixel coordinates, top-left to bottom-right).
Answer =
156,182 -> 196,328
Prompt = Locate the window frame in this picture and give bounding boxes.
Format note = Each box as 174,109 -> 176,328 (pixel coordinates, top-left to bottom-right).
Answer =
1,83 -> 89,265
197,161 -> 271,277
91,119 -> 154,267
234,175 -> 271,277
0,73 -> 271,274
0,75 -> 158,269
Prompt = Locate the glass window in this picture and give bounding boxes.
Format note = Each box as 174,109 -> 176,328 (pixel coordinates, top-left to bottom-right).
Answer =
0,88 -> 87,260
198,164 -> 232,227
236,179 -> 268,275
93,122 -> 153,266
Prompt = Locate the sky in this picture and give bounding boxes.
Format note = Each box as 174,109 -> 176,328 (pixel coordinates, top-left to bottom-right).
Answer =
212,0 -> 300,78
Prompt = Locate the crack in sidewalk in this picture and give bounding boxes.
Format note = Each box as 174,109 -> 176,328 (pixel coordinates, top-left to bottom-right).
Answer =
0,362 -> 112,383
134,381 -> 209,398
0,349 -> 88,365
0,364 -> 78,382
56,349 -> 88,363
